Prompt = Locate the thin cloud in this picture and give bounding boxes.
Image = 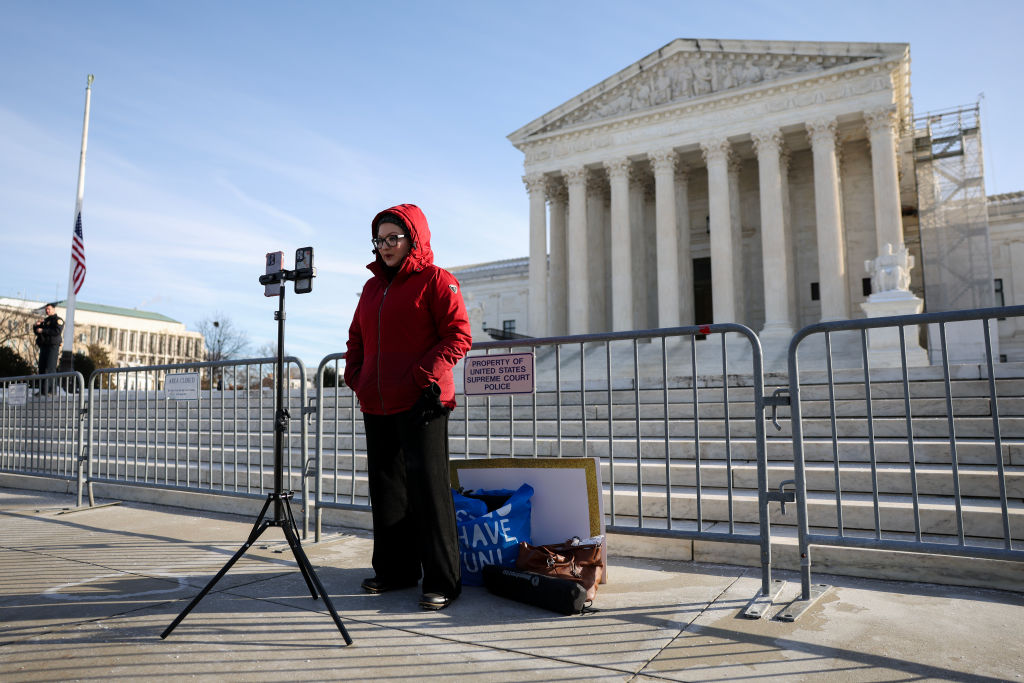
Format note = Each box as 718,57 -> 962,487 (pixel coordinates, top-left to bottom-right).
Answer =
214,174 -> 316,237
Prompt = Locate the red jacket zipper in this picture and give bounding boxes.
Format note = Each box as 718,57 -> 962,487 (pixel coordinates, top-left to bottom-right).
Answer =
375,281 -> 390,413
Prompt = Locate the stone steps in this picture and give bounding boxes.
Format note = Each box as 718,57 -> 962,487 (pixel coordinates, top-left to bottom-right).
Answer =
441,435 -> 1023,463
599,459 -> 1024,498
310,466 -> 1024,543
76,393 -> 1018,423
79,414 -> 1024,444
81,429 -> 1024,468
608,521 -> 1024,594
71,371 -> 1024,410
604,485 -> 1024,539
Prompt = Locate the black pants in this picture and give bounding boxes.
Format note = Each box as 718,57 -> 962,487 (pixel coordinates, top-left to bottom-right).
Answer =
37,345 -> 59,394
363,409 -> 460,598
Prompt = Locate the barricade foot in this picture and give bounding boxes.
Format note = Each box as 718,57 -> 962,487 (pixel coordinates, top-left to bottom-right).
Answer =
742,579 -> 786,619
777,583 -> 830,622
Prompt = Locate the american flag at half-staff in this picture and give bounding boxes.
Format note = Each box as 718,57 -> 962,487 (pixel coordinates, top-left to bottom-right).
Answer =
71,211 -> 86,294
61,75 -> 94,366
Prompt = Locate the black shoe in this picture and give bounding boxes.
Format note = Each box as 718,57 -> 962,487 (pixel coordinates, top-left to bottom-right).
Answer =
361,576 -> 417,594
419,592 -> 452,610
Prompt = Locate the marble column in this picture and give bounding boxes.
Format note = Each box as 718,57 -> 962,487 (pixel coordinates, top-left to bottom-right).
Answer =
588,172 -> 610,332
651,149 -> 680,328
865,106 -> 905,254
547,178 -> 568,337
564,165 -> 589,334
806,118 -> 849,321
701,138 -> 736,324
861,106 -> 926,366
780,149 -> 797,327
728,155 -> 745,323
676,166 -> 694,325
524,172 -> 548,337
605,157 -> 634,331
629,171 -> 648,329
751,128 -> 794,339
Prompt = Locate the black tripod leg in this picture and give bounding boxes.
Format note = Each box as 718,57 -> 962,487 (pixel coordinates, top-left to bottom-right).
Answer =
281,497 -> 319,599
281,521 -> 353,645
161,498 -> 274,639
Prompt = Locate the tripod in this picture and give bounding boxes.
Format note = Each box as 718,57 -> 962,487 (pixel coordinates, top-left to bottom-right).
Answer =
162,260 -> 352,645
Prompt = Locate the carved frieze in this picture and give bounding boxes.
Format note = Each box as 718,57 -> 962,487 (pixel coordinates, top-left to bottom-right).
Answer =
537,51 -> 870,135
518,47 -> 904,168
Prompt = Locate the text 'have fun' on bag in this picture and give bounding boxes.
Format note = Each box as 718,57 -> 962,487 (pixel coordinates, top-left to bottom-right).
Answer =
451,483 -> 533,586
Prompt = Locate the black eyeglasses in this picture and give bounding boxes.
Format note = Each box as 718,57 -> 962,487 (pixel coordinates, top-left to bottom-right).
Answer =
371,234 -> 407,249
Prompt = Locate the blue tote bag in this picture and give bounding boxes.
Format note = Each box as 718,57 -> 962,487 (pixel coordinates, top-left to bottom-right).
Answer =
451,483 -> 533,586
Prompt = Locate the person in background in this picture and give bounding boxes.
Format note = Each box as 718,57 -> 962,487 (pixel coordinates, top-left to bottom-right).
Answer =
344,203 -> 472,610
33,303 -> 63,395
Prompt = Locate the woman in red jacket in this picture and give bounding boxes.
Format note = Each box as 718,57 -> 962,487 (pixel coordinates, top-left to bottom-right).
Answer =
344,204 -> 472,610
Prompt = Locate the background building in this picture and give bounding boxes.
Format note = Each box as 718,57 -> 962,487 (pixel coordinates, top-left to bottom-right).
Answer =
0,297 -> 205,370
457,38 -> 1018,364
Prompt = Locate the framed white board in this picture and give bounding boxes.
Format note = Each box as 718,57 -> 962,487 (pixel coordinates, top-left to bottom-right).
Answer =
450,457 -> 604,545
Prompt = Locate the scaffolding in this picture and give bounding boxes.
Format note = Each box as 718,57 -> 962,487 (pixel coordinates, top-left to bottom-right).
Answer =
913,104 -> 994,312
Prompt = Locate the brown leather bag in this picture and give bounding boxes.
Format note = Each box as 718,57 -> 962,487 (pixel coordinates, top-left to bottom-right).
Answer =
516,537 -> 604,601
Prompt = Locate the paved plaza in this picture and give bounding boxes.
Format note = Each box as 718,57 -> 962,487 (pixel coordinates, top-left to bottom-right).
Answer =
1,485 -> 1022,682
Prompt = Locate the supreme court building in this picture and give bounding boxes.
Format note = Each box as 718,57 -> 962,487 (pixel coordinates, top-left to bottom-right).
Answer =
454,39 -> 1024,365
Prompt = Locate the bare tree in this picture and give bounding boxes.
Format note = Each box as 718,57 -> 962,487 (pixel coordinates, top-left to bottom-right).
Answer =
196,314 -> 250,362
0,303 -> 37,363
254,341 -> 303,390
196,314 -> 250,390
256,341 -> 277,360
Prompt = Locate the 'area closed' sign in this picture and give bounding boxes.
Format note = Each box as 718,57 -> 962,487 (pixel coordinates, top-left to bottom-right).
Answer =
463,352 -> 534,396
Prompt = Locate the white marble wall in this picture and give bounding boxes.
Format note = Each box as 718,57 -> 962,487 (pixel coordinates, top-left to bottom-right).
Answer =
450,261 -> 529,343
989,192 -> 1024,360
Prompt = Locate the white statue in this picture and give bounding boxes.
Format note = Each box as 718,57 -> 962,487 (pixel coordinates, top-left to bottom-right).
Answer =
465,293 -> 485,335
865,242 -> 913,293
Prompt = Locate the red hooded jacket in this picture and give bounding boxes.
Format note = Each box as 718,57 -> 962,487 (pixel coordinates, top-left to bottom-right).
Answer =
344,204 -> 472,415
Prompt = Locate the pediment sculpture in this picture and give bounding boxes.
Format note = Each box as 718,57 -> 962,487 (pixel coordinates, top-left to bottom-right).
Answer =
537,51 -> 871,135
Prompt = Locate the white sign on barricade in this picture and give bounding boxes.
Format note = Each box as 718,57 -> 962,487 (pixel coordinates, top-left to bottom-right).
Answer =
6,383 -> 27,406
165,372 -> 200,400
463,352 -> 534,396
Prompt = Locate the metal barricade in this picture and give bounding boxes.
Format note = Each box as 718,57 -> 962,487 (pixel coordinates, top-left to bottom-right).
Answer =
313,354 -> 363,535
313,324 -> 787,615
86,358 -> 311,530
786,305 -> 1024,620
0,372 -> 87,504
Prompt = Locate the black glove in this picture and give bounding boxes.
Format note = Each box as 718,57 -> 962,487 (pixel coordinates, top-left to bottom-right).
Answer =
412,382 -> 448,427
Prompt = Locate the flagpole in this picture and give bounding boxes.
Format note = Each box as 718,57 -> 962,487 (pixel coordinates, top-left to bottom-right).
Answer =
61,74 -> 93,371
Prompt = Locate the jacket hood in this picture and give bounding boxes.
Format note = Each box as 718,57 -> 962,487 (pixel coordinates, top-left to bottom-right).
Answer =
370,203 -> 433,273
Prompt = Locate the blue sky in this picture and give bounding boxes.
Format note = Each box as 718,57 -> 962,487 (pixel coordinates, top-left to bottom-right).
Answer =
2,0 -> 1022,366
